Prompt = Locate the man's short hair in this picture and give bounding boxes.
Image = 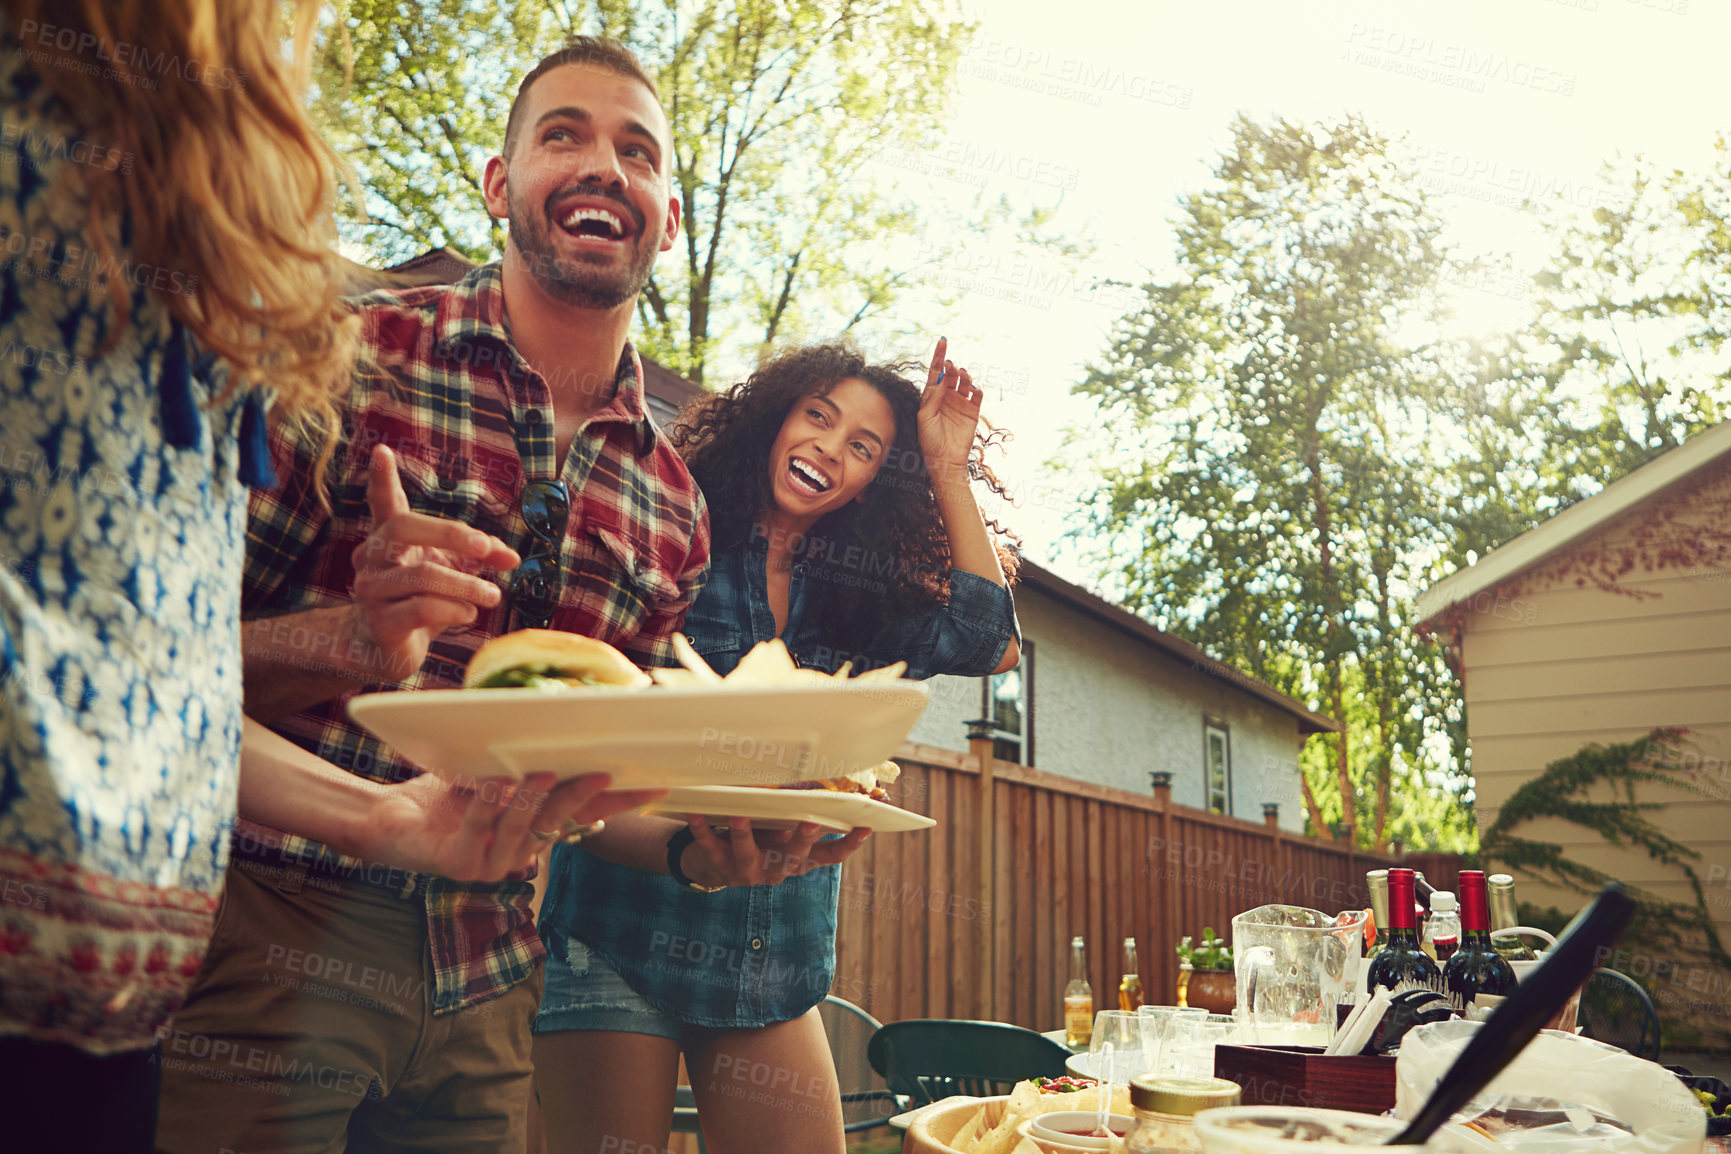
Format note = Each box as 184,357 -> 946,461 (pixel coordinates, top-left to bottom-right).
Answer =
503,37 -> 662,160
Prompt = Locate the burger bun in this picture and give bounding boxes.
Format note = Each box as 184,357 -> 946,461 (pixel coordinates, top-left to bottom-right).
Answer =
464,629 -> 652,690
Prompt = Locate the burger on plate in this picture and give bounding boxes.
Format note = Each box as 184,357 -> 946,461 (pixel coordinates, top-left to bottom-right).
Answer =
463,629 -> 652,691
777,761 -> 900,802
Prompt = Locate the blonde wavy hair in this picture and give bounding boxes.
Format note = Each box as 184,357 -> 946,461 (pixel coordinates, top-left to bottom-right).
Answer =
8,0 -> 355,439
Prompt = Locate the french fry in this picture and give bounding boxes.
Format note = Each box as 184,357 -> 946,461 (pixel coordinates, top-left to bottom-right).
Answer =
728,639 -> 807,684
950,1105 -> 987,1149
666,634 -> 907,690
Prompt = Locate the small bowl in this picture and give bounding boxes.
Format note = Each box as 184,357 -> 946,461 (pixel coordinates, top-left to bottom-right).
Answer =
1026,1111 -> 1134,1151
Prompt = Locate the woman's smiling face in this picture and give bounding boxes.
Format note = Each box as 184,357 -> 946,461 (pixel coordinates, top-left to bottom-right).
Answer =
765,377 -> 898,521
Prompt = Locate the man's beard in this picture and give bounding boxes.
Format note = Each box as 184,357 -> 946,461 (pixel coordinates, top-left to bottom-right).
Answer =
507,184 -> 658,309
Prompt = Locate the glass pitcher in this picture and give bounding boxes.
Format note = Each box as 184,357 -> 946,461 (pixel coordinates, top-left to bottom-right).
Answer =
1231,905 -> 1368,1047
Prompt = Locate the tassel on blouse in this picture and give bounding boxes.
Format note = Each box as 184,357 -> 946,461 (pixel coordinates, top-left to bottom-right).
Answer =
238,391 -> 277,490
162,319 -> 279,490
159,319 -> 199,449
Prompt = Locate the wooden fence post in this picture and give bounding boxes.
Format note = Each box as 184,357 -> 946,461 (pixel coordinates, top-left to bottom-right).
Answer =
1151,772 -> 1177,1005
1263,806 -> 1281,911
967,719 -> 997,1021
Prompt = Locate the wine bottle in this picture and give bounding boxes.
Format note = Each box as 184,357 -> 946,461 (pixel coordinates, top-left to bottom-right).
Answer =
1064,936 -> 1094,1047
1487,873 -> 1538,962
1423,890 -> 1461,963
1445,871 -> 1518,1010
1366,869 -> 1390,958
1119,936 -> 1145,1011
1366,867 -> 1442,993
1414,870 -> 1436,923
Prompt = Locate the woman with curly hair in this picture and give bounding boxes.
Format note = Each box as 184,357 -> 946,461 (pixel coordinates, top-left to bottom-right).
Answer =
532,339 -> 1021,1154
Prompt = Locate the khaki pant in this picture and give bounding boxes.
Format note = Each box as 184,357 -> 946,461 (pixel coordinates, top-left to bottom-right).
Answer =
155,859 -> 543,1154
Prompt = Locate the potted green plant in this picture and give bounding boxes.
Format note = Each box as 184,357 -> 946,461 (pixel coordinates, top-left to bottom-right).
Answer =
1176,927 -> 1236,1014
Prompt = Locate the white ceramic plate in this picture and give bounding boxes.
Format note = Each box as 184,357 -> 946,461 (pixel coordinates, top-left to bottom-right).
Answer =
644,785 -> 937,833
346,681 -> 929,788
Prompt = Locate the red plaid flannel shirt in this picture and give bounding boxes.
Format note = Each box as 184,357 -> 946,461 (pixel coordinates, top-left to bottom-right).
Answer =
237,263 -> 709,1014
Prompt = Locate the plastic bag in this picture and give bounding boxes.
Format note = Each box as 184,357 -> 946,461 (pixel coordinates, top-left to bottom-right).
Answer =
1393,1019 -> 1705,1153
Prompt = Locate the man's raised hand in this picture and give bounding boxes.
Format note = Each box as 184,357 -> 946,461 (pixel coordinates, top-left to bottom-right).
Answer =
347,445 -> 521,681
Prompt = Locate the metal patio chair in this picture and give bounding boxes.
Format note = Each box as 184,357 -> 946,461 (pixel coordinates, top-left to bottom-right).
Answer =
1577,967 -> 1661,1060
866,1017 -> 1074,1108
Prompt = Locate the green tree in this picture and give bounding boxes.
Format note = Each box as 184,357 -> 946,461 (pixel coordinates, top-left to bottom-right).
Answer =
315,0 -> 975,383
1064,115 -> 1472,851
1414,153 -> 1731,599
1521,153 -> 1729,492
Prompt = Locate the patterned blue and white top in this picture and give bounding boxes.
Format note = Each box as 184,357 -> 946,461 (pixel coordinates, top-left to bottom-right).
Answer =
0,44 -> 277,1053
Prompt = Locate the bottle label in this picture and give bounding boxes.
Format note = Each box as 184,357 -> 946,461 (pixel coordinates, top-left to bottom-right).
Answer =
1064,996 -> 1093,1044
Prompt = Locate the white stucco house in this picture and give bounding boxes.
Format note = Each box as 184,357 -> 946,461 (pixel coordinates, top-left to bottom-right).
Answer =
905,561 -> 1339,832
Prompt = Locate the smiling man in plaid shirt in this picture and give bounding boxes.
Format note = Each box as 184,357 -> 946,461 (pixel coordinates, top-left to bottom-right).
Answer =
155,39 -> 712,1154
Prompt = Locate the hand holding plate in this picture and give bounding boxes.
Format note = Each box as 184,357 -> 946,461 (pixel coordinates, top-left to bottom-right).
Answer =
682,816 -> 871,888
355,771 -> 663,882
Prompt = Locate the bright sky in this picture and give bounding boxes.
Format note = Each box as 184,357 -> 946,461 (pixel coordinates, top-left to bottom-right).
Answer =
890,0 -> 1730,587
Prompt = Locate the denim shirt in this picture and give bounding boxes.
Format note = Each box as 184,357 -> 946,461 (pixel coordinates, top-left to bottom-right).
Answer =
540,530 -> 1019,1028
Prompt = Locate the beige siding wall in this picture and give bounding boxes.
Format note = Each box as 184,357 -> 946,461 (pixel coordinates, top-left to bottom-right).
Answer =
1458,460 -> 1731,957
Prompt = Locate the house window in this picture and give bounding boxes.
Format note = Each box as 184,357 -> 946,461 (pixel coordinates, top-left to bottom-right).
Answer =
982,641 -> 1033,765
1204,718 -> 1230,815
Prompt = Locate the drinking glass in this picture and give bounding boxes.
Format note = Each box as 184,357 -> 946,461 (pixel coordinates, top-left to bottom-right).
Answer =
1138,1004 -> 1206,1074
1162,1011 -> 1238,1079
1089,1009 -> 1151,1084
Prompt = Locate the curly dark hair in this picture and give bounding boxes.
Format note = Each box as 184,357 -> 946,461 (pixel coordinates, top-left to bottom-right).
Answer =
670,342 -> 1020,656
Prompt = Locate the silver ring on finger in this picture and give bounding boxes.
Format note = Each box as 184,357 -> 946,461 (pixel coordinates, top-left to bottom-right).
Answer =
561,819 -> 605,845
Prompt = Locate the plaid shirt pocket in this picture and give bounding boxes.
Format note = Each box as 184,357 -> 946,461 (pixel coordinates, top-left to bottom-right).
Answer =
560,518 -> 683,637
391,452 -> 514,527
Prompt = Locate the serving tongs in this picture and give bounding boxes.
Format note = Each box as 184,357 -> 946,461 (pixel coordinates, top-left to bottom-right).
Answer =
1385,882 -> 1637,1146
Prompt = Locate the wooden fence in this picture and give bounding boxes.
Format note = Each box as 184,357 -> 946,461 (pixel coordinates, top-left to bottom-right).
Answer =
832,738 -> 1461,1030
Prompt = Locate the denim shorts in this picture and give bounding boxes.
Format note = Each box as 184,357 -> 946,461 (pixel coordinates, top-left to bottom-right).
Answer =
533,930 -> 683,1040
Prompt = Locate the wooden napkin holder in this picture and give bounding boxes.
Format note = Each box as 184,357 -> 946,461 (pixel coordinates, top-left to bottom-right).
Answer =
1212,1044 -> 1398,1114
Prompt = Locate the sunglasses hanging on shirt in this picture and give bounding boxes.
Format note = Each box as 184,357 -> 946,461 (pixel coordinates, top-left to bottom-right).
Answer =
508,478 -> 570,629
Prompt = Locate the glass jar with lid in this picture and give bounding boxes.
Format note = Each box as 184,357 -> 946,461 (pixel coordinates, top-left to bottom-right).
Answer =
1125,1075 -> 1242,1153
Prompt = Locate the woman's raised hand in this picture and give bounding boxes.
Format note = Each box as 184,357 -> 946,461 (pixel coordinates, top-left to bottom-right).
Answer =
917,337 -> 984,481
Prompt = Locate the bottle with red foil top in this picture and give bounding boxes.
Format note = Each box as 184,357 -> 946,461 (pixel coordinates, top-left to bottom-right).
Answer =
1445,870 -> 1518,1010
1366,867 -> 1442,993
